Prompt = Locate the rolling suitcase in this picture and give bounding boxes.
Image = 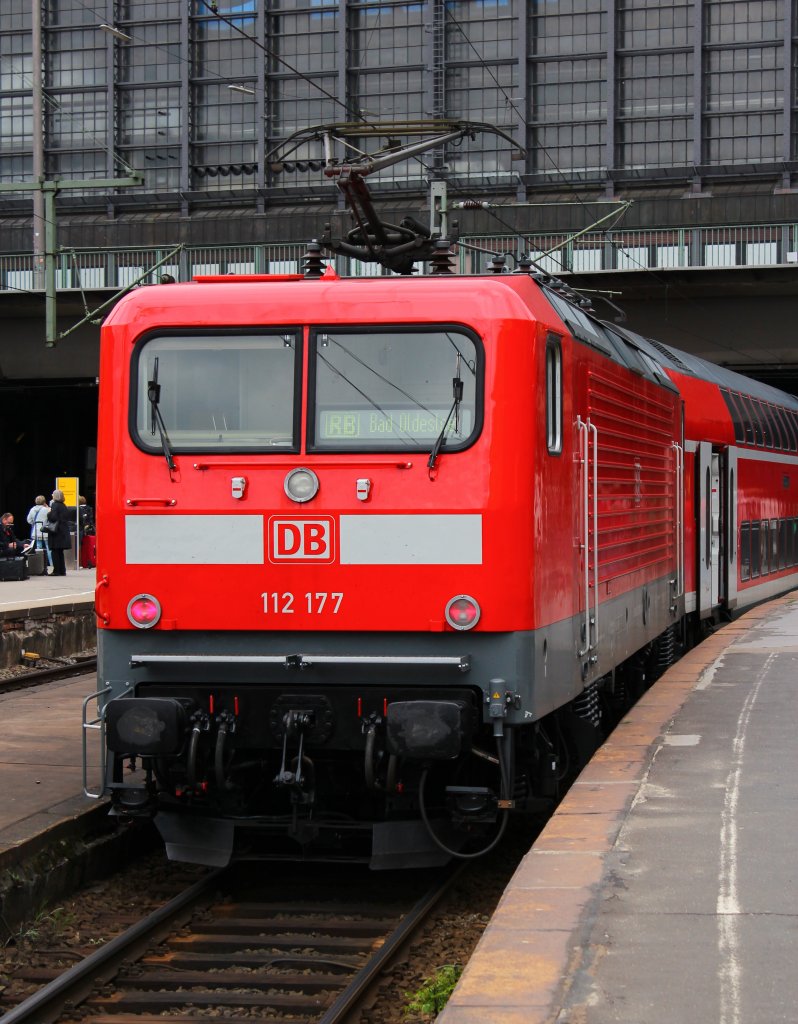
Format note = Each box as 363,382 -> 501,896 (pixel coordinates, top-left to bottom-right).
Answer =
27,549 -> 45,575
0,557 -> 29,581
80,535 -> 96,568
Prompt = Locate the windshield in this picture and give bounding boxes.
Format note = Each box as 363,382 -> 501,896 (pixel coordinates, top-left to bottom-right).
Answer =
311,328 -> 479,451
134,333 -> 299,451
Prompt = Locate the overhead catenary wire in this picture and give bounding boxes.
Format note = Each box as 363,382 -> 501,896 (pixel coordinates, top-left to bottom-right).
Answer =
436,6 -> 769,361
5,1 -> 764,364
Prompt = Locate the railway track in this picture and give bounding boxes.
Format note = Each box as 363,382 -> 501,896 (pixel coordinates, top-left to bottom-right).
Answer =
2,862 -> 459,1024
0,657 -> 97,694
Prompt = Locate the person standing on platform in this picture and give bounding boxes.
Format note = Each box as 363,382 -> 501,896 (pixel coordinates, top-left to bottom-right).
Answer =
78,495 -> 94,537
78,495 -> 96,569
27,495 -> 53,574
46,489 -> 71,576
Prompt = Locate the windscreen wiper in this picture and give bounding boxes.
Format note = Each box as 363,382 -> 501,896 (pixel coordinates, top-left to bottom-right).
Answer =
428,352 -> 463,473
148,357 -> 177,473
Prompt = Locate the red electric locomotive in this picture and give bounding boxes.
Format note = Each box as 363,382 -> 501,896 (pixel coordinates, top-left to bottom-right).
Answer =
87,260 -> 798,868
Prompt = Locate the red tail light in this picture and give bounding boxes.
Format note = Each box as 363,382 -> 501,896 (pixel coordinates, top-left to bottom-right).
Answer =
127,594 -> 162,629
445,595 -> 481,630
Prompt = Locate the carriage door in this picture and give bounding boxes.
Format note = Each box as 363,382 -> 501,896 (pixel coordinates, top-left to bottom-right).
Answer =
723,447 -> 738,611
697,441 -> 721,618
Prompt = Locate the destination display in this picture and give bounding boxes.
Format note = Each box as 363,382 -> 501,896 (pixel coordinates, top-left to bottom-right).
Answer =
318,407 -> 473,441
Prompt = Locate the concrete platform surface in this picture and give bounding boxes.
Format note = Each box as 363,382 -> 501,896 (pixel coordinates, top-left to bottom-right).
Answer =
439,592 -> 798,1024
0,567 -> 96,615
0,672 -> 102,859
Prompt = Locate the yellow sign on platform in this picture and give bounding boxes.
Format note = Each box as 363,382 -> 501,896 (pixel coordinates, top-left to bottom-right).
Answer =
56,476 -> 79,507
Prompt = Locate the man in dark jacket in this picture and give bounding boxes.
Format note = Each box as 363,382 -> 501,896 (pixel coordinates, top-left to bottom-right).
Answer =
47,490 -> 71,576
1,512 -> 27,558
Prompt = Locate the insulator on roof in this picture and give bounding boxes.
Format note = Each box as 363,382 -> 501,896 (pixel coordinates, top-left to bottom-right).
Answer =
303,239 -> 326,279
429,238 -> 454,275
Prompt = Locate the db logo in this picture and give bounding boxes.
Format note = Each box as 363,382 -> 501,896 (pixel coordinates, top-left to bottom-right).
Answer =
269,516 -> 335,562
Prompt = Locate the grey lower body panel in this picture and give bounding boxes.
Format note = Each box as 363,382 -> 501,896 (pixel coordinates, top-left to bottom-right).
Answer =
98,572 -> 680,729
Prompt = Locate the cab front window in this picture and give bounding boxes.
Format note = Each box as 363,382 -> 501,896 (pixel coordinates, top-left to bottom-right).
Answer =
310,327 -> 480,451
133,333 -> 300,452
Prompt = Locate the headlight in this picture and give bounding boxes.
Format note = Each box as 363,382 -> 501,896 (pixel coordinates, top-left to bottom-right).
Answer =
284,467 -> 319,503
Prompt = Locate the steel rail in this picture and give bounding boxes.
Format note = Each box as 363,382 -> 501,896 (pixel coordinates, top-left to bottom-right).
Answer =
0,870 -> 223,1024
3,864 -> 460,1024
318,864 -> 464,1024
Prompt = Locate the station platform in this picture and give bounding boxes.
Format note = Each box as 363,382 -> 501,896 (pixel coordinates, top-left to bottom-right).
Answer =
0,672 -> 103,859
0,564 -> 99,857
439,591 -> 798,1024
0,567 -> 97,675
0,566 -> 96,617
0,568 -> 106,925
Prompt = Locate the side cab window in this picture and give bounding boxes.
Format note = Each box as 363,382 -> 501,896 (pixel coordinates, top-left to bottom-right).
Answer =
546,332 -> 563,455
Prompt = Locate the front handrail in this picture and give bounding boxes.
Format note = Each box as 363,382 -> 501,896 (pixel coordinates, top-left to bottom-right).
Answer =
82,685 -> 112,799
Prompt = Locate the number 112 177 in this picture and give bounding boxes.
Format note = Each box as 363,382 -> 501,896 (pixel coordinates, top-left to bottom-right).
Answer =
262,592 -> 344,614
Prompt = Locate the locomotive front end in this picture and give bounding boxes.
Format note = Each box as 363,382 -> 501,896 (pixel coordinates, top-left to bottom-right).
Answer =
92,273 -> 549,868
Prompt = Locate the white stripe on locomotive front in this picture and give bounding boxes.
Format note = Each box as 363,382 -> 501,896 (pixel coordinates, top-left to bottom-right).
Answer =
339,514 -> 482,564
124,513 -> 483,565
126,514 -> 264,564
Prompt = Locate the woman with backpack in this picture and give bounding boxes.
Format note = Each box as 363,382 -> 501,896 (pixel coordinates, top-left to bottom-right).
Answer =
26,495 -> 53,574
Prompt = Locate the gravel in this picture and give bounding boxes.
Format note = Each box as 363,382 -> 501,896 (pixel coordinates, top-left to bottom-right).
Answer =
0,819 -> 542,1023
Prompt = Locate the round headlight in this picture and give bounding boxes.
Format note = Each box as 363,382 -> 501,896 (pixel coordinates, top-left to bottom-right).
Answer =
285,467 -> 319,503
127,594 -> 162,629
445,595 -> 481,630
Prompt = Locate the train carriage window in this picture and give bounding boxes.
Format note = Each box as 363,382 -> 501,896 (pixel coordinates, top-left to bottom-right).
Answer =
760,520 -> 769,574
780,519 -> 788,569
770,518 -> 779,572
792,518 -> 798,566
740,522 -> 750,581
770,406 -> 785,449
778,407 -> 798,452
721,389 -> 746,445
774,406 -> 793,451
754,399 -> 773,448
750,520 -> 761,577
789,411 -> 798,452
310,327 -> 480,452
546,333 -> 563,454
772,405 -> 787,450
705,466 -> 712,568
764,405 -> 782,450
740,394 -> 763,446
133,333 -> 300,452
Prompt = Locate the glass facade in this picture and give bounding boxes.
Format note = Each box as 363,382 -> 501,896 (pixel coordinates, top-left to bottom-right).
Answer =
1,0 -> 798,194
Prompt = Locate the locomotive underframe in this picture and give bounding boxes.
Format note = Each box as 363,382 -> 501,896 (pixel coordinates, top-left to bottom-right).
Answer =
92,571 -> 682,867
